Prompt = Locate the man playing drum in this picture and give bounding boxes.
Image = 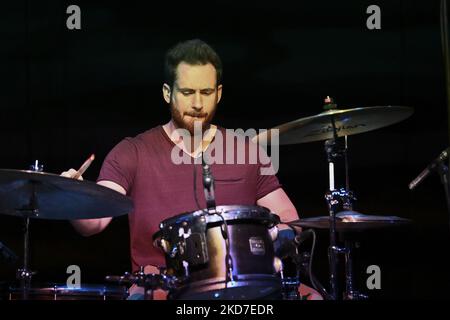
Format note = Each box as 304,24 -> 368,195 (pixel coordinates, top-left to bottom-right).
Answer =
62,39 -> 320,300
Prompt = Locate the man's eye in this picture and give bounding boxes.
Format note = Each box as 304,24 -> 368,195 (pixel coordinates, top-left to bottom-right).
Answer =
202,90 -> 214,95
181,91 -> 193,96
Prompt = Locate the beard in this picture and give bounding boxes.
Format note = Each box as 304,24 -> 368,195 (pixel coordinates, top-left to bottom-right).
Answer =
170,102 -> 217,136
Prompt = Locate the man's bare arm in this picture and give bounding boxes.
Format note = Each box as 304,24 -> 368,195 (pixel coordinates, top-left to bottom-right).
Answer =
257,188 -> 299,231
61,169 -> 126,236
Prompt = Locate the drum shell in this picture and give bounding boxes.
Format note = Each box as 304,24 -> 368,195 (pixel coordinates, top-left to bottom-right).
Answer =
156,205 -> 282,300
184,222 -> 277,281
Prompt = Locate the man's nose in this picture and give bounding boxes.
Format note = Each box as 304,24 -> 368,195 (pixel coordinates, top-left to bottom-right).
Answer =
192,91 -> 203,111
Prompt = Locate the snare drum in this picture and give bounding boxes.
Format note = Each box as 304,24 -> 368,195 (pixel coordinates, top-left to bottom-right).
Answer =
9,284 -> 128,300
154,205 -> 282,300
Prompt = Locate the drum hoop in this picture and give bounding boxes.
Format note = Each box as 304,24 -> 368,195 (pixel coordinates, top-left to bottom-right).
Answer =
9,284 -> 128,297
153,205 -> 279,241
170,274 -> 282,299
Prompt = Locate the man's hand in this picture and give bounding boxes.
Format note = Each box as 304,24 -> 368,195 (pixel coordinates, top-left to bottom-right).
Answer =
61,168 -> 83,180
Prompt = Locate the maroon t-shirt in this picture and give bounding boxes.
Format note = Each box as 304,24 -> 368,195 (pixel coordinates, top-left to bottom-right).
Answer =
97,125 -> 281,271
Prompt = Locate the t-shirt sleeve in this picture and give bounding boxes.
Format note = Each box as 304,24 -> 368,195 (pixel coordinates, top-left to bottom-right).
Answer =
97,138 -> 138,194
255,145 -> 282,200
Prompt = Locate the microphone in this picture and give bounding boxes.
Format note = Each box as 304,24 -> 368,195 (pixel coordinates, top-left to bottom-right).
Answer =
409,147 -> 450,190
202,153 -> 216,209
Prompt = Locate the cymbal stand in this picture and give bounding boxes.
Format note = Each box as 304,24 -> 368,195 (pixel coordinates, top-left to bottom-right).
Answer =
324,113 -> 343,300
325,135 -> 369,300
15,160 -> 42,299
342,239 -> 369,300
322,97 -> 367,300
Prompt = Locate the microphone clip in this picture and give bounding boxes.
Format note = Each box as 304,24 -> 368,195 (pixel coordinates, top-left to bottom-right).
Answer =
202,154 -> 216,209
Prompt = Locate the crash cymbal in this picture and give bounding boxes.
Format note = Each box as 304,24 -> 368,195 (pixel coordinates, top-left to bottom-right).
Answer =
254,106 -> 413,145
288,210 -> 412,231
0,169 -> 133,220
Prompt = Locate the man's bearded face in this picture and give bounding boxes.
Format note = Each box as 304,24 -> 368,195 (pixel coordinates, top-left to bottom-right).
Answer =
168,62 -> 221,135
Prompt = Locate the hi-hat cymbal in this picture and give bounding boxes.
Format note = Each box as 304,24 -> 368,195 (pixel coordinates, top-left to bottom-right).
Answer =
0,169 -> 133,220
254,106 -> 413,145
287,210 -> 412,232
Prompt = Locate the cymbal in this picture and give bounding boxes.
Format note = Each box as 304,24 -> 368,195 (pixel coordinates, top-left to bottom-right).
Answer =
254,106 -> 413,145
287,210 -> 412,231
0,169 -> 133,220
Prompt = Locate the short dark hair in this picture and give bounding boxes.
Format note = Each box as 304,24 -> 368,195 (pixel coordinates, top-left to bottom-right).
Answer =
164,39 -> 223,88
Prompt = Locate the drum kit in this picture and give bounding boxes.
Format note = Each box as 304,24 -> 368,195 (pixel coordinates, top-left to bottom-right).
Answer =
0,97 -> 415,300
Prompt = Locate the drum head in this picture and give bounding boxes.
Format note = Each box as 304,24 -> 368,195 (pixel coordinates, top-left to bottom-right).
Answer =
154,205 -> 280,241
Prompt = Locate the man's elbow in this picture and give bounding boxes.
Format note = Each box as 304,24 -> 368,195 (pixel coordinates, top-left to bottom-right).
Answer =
71,219 -> 109,237
77,228 -> 102,237
279,207 -> 299,222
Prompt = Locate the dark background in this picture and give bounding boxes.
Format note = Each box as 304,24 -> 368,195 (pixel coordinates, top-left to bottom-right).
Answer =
0,0 -> 449,299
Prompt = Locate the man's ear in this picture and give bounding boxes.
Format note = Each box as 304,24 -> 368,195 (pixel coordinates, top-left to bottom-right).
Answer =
217,84 -> 223,104
162,83 -> 171,103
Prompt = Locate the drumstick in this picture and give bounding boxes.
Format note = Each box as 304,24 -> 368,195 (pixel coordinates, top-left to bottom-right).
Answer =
72,154 -> 95,179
